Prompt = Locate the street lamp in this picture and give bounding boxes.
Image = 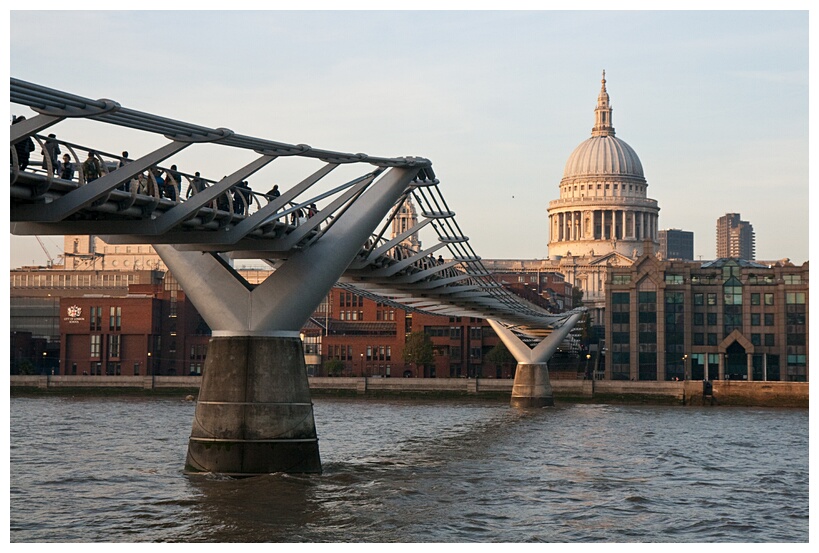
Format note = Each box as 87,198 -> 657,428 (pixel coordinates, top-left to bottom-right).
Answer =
585,353 -> 592,380
682,354 -> 688,381
147,351 -> 152,375
360,353 -> 364,377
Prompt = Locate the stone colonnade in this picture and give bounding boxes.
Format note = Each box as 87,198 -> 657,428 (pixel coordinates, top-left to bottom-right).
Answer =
550,209 -> 658,243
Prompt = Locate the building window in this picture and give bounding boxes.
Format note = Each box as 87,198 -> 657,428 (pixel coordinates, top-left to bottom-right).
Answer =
694,293 -> 704,306
764,334 -> 775,346
612,312 -> 630,324
751,293 -> 761,305
751,313 -> 760,326
90,335 -> 101,358
639,311 -> 656,323
693,333 -> 704,345
764,313 -> 774,326
693,313 -> 704,326
786,309 -> 806,326
707,333 -> 717,346
612,275 -> 631,284
109,306 -> 121,331
612,292 -> 630,304
707,293 -> 717,306
108,335 -> 120,358
764,293 -> 774,305
612,332 -> 629,344
783,275 -> 802,284
787,334 -> 805,346
664,274 -> 683,284
90,306 -> 102,331
786,292 -> 806,304
751,334 -> 761,346
707,313 -> 717,326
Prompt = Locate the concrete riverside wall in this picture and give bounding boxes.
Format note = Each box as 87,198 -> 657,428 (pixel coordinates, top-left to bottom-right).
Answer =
10,374 -> 201,390
10,376 -> 807,407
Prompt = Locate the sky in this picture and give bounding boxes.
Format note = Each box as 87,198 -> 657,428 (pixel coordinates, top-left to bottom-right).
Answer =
6,5 -> 812,269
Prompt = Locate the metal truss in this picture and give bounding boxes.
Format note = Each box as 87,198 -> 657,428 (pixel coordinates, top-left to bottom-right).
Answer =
10,78 -> 583,336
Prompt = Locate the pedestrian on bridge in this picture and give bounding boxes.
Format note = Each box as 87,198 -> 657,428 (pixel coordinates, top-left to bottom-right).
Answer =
233,181 -> 251,215
116,151 -> 131,191
82,151 -> 102,183
42,133 -> 61,175
164,165 -> 181,201
11,116 -> 35,171
186,172 -> 206,198
59,154 -> 74,181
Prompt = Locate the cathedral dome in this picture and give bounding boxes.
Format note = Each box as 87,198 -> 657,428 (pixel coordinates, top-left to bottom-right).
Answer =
563,135 -> 644,179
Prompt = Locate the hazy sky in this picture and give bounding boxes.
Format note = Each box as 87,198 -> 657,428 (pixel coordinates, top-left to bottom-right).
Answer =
7,7 -> 810,268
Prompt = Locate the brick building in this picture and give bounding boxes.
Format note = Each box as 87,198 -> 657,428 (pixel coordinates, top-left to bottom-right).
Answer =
605,256 -> 808,382
58,282 -> 209,376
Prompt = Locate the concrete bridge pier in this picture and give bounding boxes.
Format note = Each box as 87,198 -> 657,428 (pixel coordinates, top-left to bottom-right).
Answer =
185,335 -> 321,475
154,166 -> 419,475
487,313 -> 583,408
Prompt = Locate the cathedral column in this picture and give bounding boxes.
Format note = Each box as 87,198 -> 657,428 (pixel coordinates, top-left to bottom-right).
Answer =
609,209 -> 614,239
576,210 -> 582,241
565,212 -> 571,241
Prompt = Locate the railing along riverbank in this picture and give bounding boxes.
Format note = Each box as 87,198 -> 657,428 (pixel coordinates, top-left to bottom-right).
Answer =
10,375 -> 808,407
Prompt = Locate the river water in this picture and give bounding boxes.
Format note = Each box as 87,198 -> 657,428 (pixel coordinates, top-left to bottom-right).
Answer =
9,396 -> 809,543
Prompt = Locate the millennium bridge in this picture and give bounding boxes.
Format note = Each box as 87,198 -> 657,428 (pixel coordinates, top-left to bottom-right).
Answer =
10,78 -> 584,475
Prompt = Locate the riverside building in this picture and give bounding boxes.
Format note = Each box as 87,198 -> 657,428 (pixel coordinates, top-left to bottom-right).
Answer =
605,256 -> 808,382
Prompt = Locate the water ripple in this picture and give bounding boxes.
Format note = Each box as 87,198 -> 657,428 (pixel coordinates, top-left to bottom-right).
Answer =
10,397 -> 808,542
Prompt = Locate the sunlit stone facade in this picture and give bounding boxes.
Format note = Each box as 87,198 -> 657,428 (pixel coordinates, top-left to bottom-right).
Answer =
543,73 -> 662,325
548,72 -> 660,260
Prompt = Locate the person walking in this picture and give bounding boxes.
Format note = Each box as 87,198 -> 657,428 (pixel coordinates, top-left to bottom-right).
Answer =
164,165 -> 181,201
82,151 -> 102,183
187,171 -> 206,198
12,116 -> 35,171
59,154 -> 75,180
42,133 -> 61,175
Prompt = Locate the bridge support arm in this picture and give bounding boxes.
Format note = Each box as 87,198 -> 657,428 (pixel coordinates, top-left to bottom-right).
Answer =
487,313 -> 583,408
154,165 -> 419,476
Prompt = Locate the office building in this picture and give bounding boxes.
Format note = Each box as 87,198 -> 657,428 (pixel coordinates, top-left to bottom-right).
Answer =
659,229 -> 694,261
605,256 -> 808,382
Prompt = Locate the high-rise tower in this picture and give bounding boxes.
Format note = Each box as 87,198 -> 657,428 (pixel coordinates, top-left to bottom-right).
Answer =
716,213 -> 755,260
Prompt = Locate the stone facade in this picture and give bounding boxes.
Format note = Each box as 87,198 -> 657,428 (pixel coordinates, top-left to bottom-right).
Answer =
547,72 -> 660,261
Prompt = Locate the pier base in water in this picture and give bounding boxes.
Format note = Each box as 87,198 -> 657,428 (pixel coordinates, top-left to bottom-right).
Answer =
185,336 -> 321,475
510,363 -> 554,408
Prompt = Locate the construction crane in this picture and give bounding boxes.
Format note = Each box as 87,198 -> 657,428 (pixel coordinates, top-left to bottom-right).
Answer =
35,236 -> 63,268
